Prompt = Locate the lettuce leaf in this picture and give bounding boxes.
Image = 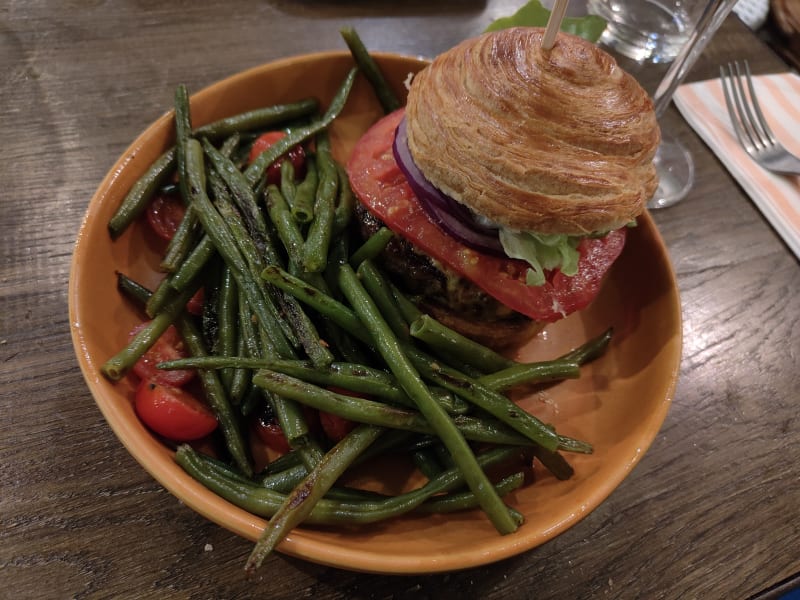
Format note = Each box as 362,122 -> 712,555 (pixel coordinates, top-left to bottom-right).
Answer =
485,0 -> 606,43
498,229 -> 581,287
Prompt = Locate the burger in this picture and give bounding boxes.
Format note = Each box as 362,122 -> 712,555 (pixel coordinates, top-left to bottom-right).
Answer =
346,27 -> 660,348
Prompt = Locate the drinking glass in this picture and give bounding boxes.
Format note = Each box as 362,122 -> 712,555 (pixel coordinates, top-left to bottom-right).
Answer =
588,0 -> 741,208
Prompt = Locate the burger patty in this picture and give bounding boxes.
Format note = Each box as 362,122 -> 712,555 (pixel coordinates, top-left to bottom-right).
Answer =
354,203 -> 528,325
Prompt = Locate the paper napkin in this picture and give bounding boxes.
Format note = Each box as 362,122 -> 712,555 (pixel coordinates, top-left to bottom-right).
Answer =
673,72 -> 800,260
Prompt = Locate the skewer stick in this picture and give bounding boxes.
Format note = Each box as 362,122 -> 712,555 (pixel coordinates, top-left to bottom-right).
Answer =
541,0 -> 570,50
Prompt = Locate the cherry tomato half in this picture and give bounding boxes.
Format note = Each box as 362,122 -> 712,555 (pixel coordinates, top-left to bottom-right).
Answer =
253,414 -> 291,454
135,380 -> 218,441
145,193 -> 186,241
319,411 -> 356,443
320,387 -> 360,442
248,131 -> 306,185
252,405 -> 322,454
129,322 -> 195,387
186,287 -> 204,316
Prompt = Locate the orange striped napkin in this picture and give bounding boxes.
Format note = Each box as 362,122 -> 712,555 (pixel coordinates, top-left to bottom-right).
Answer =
673,72 -> 800,259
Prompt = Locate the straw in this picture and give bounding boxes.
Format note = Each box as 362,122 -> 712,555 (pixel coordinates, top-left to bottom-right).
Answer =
541,0 -> 570,50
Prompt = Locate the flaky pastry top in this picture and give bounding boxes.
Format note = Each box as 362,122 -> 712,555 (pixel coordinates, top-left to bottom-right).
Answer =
405,27 -> 661,235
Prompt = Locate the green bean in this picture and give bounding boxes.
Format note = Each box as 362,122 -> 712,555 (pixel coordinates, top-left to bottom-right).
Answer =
243,68 -> 358,188
332,163 -> 355,235
409,314 -> 514,373
107,148 -> 176,239
279,159 -> 297,208
356,260 -> 409,340
265,184 -> 305,267
175,309 -> 253,477
302,131 -> 337,273
476,359 -> 581,392
261,448 -> 303,476
146,235 -> 214,316
216,265 -> 238,390
349,226 -> 394,267
189,146 -> 295,360
259,462 -> 309,493
403,346 -> 562,453
161,356 -> 462,413
417,472 -> 526,515
197,451 -> 368,499
358,261 -> 481,377
108,100 -> 318,239
336,264 -> 518,535
203,138 -> 276,263
218,132 -> 241,158
210,175 -> 298,354
260,263 -> 588,454
411,448 -> 443,480
433,442 -> 454,470
193,98 -> 319,140
176,443 -> 521,525
145,275 -> 182,319
116,272 -> 152,305
277,286 -> 335,368
290,153 -> 317,224
560,327 -> 613,365
388,280 -> 424,324
228,335 -> 251,406
339,26 -> 402,113
252,368 -> 532,446
532,446 -> 574,481
169,235 -> 216,292
187,450 -> 255,485
160,85 -> 200,273
160,208 -> 200,273
101,276 -> 202,381
245,423 -> 385,572
174,85 -> 193,201
261,265 -> 368,345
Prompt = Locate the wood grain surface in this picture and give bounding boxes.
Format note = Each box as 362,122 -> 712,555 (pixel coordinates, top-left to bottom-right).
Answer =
2,1 -> 799,598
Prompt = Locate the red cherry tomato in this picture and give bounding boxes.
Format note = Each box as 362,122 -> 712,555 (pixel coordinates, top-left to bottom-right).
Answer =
134,380 -> 218,441
129,322 -> 195,387
186,287 -> 204,316
248,131 -> 306,185
145,193 -> 186,241
319,411 -> 356,443
253,414 -> 291,454
320,387 -> 360,442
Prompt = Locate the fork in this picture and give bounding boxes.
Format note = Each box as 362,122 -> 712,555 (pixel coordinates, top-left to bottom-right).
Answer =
719,60 -> 800,176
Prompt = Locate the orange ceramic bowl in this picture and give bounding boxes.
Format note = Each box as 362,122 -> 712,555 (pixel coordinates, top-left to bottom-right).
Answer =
69,51 -> 682,574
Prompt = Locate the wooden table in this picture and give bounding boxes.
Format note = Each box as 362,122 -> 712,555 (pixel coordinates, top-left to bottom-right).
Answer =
2,2 -> 798,598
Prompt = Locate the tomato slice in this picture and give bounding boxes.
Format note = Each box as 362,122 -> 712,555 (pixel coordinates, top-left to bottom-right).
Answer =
248,131 -> 306,185
135,380 -> 218,441
145,193 -> 186,241
129,322 -> 195,387
347,109 -> 627,323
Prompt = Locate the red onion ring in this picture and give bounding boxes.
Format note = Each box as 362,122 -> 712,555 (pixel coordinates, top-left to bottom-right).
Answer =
392,118 -> 505,255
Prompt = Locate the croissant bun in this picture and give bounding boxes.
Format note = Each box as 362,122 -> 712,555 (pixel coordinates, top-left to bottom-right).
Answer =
405,27 -> 661,235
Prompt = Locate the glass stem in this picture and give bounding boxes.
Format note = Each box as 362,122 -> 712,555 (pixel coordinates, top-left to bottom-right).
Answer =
653,0 -> 739,118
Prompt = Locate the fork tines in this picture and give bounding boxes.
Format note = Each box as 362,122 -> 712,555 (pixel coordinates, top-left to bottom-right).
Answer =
720,60 -> 776,152
719,60 -> 800,175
